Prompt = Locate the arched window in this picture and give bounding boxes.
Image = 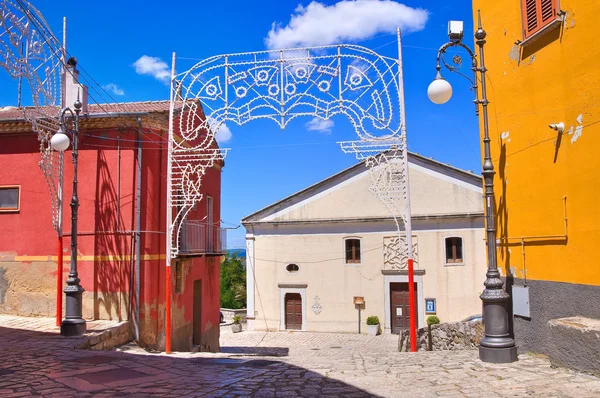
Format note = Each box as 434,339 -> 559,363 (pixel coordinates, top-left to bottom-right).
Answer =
445,237 -> 463,264
286,263 -> 300,273
345,238 -> 361,264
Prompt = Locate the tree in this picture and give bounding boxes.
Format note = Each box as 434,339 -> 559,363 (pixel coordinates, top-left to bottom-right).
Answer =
220,253 -> 246,309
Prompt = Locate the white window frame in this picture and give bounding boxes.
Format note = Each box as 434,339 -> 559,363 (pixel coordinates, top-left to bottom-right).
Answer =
343,236 -> 362,266
443,236 -> 465,266
0,185 -> 21,213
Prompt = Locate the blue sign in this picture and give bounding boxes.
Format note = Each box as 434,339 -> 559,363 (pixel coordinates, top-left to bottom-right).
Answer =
425,298 -> 436,314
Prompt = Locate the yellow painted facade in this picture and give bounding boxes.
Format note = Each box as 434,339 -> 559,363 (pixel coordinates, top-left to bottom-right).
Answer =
472,1 -> 600,286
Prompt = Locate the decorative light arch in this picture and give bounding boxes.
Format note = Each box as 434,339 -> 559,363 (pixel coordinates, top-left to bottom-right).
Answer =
0,0 -> 64,231
168,42 -> 412,257
166,33 -> 419,352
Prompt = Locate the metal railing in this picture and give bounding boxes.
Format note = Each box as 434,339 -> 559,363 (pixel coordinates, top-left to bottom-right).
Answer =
179,220 -> 227,255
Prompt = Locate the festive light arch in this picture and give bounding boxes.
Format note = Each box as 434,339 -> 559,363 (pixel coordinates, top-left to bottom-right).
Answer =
168,43 -> 414,264
0,0 -> 64,231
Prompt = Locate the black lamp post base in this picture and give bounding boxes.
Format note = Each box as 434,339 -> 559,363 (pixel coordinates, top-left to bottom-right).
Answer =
60,319 -> 86,337
479,345 -> 518,363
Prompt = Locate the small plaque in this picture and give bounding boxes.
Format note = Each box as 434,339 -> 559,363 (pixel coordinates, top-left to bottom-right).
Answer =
396,307 -> 402,316
312,296 -> 323,315
353,296 -> 365,305
425,298 -> 436,314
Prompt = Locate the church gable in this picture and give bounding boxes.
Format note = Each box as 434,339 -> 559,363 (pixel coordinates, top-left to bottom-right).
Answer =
244,155 -> 483,223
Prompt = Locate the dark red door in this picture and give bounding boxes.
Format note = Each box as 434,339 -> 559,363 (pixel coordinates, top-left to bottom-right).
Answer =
285,293 -> 302,330
390,282 -> 418,334
193,280 -> 202,345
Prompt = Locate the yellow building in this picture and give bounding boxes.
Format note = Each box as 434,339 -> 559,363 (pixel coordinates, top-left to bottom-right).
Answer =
472,0 -> 600,371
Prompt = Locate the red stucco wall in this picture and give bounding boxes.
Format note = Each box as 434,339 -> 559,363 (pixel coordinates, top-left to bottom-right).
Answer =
0,120 -> 222,352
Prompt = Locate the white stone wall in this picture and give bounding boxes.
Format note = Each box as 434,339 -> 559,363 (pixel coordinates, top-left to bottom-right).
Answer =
245,156 -> 486,334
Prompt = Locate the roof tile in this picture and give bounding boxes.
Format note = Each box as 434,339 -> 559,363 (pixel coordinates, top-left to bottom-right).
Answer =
0,100 -> 174,121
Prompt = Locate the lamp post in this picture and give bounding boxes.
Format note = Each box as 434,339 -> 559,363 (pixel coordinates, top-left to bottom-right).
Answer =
428,11 -> 517,363
50,94 -> 86,337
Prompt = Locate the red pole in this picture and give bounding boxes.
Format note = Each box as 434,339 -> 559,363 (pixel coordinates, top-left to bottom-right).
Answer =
56,236 -> 63,326
408,258 -> 417,352
165,264 -> 172,354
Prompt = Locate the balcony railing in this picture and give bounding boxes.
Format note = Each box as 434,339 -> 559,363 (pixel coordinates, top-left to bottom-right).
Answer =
179,220 -> 227,256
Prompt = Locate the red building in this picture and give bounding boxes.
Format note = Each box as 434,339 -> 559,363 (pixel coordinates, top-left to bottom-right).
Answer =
0,100 -> 225,352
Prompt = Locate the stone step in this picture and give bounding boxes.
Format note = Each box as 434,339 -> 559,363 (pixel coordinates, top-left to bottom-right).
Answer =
547,316 -> 600,376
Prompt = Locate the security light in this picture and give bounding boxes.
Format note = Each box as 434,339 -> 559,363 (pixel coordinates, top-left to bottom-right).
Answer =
448,21 -> 464,41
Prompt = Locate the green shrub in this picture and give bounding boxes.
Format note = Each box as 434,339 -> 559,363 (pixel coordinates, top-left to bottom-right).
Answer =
366,316 -> 380,325
427,315 -> 440,325
232,315 -> 242,324
220,254 -> 246,309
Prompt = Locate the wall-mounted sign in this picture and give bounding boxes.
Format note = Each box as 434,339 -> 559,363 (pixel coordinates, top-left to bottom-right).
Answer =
312,296 -> 323,315
425,298 -> 436,314
396,307 -> 403,316
353,296 -> 365,305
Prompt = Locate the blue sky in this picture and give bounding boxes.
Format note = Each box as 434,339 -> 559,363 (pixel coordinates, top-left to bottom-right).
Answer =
1,0 -> 480,249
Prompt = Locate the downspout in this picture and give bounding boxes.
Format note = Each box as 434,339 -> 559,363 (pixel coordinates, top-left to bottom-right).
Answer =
117,136 -> 121,232
134,118 -> 143,341
117,135 -> 122,317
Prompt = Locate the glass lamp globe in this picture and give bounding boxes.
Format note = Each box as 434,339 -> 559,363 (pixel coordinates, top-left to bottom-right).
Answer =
427,77 -> 453,105
50,130 -> 70,152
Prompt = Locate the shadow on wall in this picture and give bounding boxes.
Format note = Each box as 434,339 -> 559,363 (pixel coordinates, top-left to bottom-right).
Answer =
0,268 -> 7,305
93,149 -> 133,321
520,22 -> 562,62
497,143 -> 515,337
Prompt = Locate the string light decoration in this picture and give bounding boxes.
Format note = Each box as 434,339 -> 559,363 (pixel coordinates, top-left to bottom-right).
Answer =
0,0 -> 64,232
340,144 -> 413,268
169,42 -> 412,261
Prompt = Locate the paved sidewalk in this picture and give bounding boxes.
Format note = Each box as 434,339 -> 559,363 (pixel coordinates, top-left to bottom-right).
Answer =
0,315 -> 125,334
0,319 -> 599,397
0,314 -> 129,350
216,329 -> 600,397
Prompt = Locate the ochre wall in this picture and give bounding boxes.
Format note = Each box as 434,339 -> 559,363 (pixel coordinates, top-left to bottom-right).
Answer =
471,1 -> 600,286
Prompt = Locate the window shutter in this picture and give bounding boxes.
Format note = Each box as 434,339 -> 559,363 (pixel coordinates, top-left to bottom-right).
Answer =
523,0 -> 538,36
540,0 -> 556,24
522,0 -> 558,38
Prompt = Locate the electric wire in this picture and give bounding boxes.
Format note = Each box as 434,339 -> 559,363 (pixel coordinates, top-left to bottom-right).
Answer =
15,0 -> 167,145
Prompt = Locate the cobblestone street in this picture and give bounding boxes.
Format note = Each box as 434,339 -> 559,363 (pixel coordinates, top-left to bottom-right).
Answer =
1,317 -> 600,397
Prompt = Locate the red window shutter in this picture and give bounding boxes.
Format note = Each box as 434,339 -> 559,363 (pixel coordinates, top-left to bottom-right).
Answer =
540,0 -> 557,23
523,0 -> 538,36
522,0 -> 558,38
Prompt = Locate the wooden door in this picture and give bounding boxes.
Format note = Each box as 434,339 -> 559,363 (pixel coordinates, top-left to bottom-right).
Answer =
193,280 -> 202,345
390,282 -> 418,334
285,293 -> 302,330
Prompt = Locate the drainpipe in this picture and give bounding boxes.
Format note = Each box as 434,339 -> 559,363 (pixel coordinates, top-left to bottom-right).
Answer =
134,118 -> 143,341
117,136 -> 121,232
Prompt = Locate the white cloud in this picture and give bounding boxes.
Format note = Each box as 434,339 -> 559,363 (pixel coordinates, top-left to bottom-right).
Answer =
132,55 -> 170,82
215,123 -> 233,143
306,117 -> 334,134
265,0 -> 428,49
103,83 -> 125,96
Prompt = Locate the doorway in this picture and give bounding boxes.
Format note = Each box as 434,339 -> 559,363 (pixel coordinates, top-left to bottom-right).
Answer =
390,282 -> 418,334
193,280 -> 202,345
284,293 -> 302,330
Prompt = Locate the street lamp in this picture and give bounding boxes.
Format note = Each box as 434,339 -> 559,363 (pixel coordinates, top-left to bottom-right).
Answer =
51,95 -> 86,337
428,11 -> 518,363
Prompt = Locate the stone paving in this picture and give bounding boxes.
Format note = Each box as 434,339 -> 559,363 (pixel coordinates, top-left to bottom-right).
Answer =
0,317 -> 599,397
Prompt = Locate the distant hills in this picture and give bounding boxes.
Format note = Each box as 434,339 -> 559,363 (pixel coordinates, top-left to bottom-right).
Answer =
227,248 -> 246,258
